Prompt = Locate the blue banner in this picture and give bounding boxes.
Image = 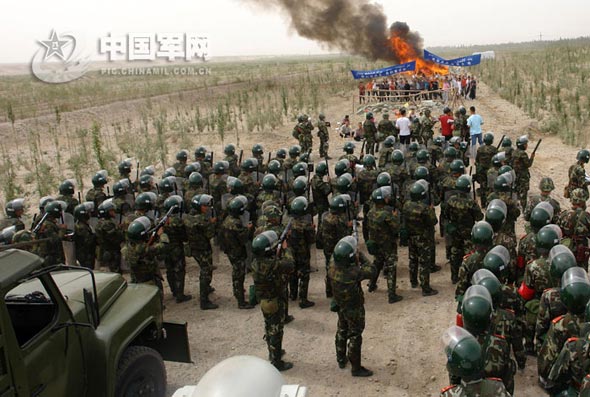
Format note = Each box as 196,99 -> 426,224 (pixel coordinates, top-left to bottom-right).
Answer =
423,50 -> 481,67
350,61 -> 416,80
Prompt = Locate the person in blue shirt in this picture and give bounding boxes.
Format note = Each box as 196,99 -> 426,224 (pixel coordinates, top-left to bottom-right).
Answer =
467,106 -> 484,160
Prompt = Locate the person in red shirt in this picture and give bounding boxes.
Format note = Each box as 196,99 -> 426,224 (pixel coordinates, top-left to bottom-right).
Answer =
439,107 -> 455,141
358,82 -> 366,104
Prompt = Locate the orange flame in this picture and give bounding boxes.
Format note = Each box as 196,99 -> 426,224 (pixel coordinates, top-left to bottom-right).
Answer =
390,36 -> 448,76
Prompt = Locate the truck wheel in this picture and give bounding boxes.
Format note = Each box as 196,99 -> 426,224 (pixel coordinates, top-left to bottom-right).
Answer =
115,346 -> 167,397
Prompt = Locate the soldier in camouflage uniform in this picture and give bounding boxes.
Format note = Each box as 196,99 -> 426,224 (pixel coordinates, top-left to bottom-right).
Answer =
172,150 -> 189,176
427,136 -> 444,168
444,175 -> 483,284
405,142 -> 419,173
440,326 -> 511,397
378,113 -> 395,148
183,172 -> 206,210
73,203 -> 96,269
95,199 -> 124,273
538,267 -> 590,387
287,197 -> 316,308
209,162 -> 228,222
403,181 -> 438,295
56,180 -> 79,214
363,112 -> 377,155
317,114 -> 330,159
33,201 -> 66,266
252,231 -> 295,371
484,153 -> 503,202
251,144 -> 268,174
257,175 -> 283,221
455,221 -> 494,299
454,107 -> 469,141
86,171 -> 108,209
499,137 -> 514,166
439,159 -> 466,261
0,199 -> 25,232
155,176 -> 176,214
517,202 -> 553,280
112,180 -> 132,219
357,155 -> 378,241
558,188 -> 590,270
184,194 -> 218,310
272,148 -> 287,169
512,135 -> 535,209
138,175 -> 157,195
524,177 -> 561,224
194,146 -> 211,179
238,158 -> 261,200
311,161 -> 331,244
419,109 -> 437,145
566,149 -> 590,200
220,196 -> 254,309
367,186 -> 402,302
475,133 -> 497,207
329,236 -> 375,376
378,136 -> 395,169
339,142 -> 360,174
223,144 -> 241,177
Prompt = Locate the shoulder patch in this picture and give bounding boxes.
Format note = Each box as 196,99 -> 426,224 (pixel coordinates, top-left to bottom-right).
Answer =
440,385 -> 457,393
519,234 -> 528,240
463,250 -> 476,260
567,337 -> 579,343
494,334 -> 506,340
487,377 -> 503,382
505,308 -> 515,315
552,315 -> 565,324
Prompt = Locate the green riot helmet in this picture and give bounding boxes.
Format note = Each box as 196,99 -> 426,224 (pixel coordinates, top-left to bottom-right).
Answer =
491,154 -> 502,168
288,145 -> 301,158
290,196 -> 309,216
118,159 -> 132,176
434,136 -> 444,146
59,180 -> 75,195
135,192 -> 155,211
577,149 -> 590,163
318,113 -> 326,120
449,136 -> 461,146
462,285 -> 493,335
333,236 -> 358,264
471,221 -> 494,248
449,159 -> 465,175
213,161 -> 227,175
460,142 -> 469,152
366,112 -> 373,120
442,326 -> 483,381
159,176 -> 176,193
127,216 -> 151,241
252,230 -> 279,257
472,269 -> 502,305
227,176 -> 245,195
44,201 -> 63,219
383,136 -> 395,148
73,202 -> 93,222
363,154 -> 376,168
267,160 -> 282,176
194,146 -> 207,159
410,181 -> 428,202
536,224 -> 562,253
343,141 -> 356,154
92,170 -> 108,187
329,194 -> 348,213
483,245 -> 510,279
456,175 -> 472,193
571,188 -> 587,205
485,199 -> 507,232
39,196 -> 54,211
176,150 -> 189,162
315,161 -> 328,176
204,153 -> 213,164
292,162 -> 308,178
139,175 -> 155,191
297,114 -> 305,123
162,167 -> 176,178
383,112 -> 390,119
444,147 -> 458,160
414,166 -> 429,181
498,165 -> 513,176
228,195 -> 247,217
262,174 -> 278,191
140,165 -> 155,177
0,226 -> 16,244
516,135 -> 529,150
372,186 -> 392,205
483,133 -> 494,145
163,195 -> 183,214
276,148 -> 287,160
184,162 -> 201,177
97,199 -> 115,218
376,172 -> 391,188
5,198 -> 25,218
334,159 -> 350,177
493,174 -> 512,192
188,172 -> 204,188
459,106 -> 467,115
224,144 -> 236,156
392,150 -> 404,165
241,158 -> 258,172
252,144 -> 264,156
416,149 -> 429,163
501,137 -> 512,148
530,202 -> 554,230
112,181 -> 127,197
539,177 -> 555,192
336,173 -> 353,194
292,176 -> 308,196
191,194 -> 213,211
299,152 -> 310,164
408,142 -> 419,153
549,245 -> 577,283
561,268 -> 590,314
443,107 -> 452,114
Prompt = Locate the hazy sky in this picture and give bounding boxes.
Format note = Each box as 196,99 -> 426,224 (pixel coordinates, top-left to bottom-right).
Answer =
0,0 -> 588,63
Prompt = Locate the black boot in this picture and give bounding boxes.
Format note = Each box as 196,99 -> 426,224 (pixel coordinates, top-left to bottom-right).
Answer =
200,298 -> 219,310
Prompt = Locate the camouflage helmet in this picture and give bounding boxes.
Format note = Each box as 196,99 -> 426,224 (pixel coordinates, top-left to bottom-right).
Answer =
288,145 -> 301,157
462,285 -> 493,335
444,147 -> 458,159
176,149 -> 189,161
92,170 -> 108,187
456,175 -> 472,193
159,176 -> 176,193
482,245 -> 510,278
224,144 -> 236,156
329,194 -> 348,213
536,224 -> 562,252
416,149 -> 429,163
549,245 -> 576,283
383,136 -> 396,148
127,216 -> 151,241
252,230 -> 279,257
363,154 -> 376,168
194,146 -> 207,159
188,172 -> 204,188
570,188 -> 587,205
408,142 -> 419,153
135,192 -> 156,211
163,195 -> 183,214
530,202 -> 554,230
5,198 -> 25,218
442,326 -> 483,381
472,269 -> 502,305
343,141 -> 355,154
262,174 -> 278,191
336,173 -> 353,194
539,177 -> 555,192
485,199 -> 507,232
471,221 -> 494,247
376,172 -> 391,187
276,148 -> 287,159
334,159 -> 350,177
501,137 -> 512,148
241,158 -> 258,172
414,166 -> 429,181
228,195 -> 248,217
577,149 -> 590,163
213,161 -> 227,174
59,180 -> 75,195
290,196 -> 309,216
184,162 -> 201,177
267,160 -> 282,175
292,176 -> 308,196
252,144 -> 264,156
409,181 -> 427,202
483,133 -> 494,145
449,159 -> 465,175
97,199 -> 115,218
118,159 -> 132,175
561,268 -> 590,315
44,201 -> 63,218
227,176 -> 245,195
516,135 -> 529,149
292,162 -> 307,177
139,175 -> 155,191
392,150 -> 404,165
333,236 -> 358,264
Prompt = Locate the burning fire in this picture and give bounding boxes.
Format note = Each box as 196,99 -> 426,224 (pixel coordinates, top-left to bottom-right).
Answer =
390,36 -> 448,76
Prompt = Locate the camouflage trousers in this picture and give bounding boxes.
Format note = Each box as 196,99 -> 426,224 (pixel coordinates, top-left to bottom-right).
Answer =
449,234 -> 471,283
261,297 -> 286,364
323,250 -> 334,297
299,136 -> 312,154
100,249 -> 121,273
319,139 -> 329,158
524,299 -> 540,353
227,255 -> 247,302
165,245 -> 187,298
365,138 -> 375,155
370,248 -> 398,297
336,305 -> 365,368
408,235 -> 434,290
515,178 -> 530,210
496,232 -> 519,284
289,254 -> 311,303
192,249 -> 213,300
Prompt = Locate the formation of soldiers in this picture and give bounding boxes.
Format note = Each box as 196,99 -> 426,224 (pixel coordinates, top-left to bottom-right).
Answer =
2,108 -> 590,395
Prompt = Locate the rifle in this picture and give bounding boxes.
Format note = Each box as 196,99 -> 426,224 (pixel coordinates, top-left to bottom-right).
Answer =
77,191 -> 82,204
238,150 -> 244,166
532,139 -> 542,156
496,135 -> 506,151
135,161 -> 140,191
210,151 -> 214,165
360,140 -> 366,157
0,238 -> 51,251
469,167 -> 476,201
267,151 -> 272,165
276,219 -> 293,257
31,212 -> 49,235
147,205 -> 176,246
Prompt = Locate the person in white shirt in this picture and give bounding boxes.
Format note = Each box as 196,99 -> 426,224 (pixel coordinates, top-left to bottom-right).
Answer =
395,108 -> 411,148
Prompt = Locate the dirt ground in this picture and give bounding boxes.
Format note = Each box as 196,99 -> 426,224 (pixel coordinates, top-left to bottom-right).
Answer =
0,79 -> 578,396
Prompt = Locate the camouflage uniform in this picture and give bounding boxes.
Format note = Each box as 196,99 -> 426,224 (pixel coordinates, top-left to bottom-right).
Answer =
567,162 -> 589,200
356,167 -> 378,240
319,212 -> 351,297
439,174 -> 460,258
183,186 -> 206,210
517,232 -> 536,281
558,207 -> 590,269
444,193 -> 483,283
73,220 -> 96,269
428,143 -> 444,168
455,250 -> 486,298
33,218 -> 65,266
475,144 -> 497,207
548,335 -> 590,392
85,187 -> 107,209
492,307 -> 526,370
439,378 -> 511,397
287,215 -> 316,305
524,194 -> 561,224
536,287 -> 567,352
329,251 -> 375,369
367,204 -> 400,299
512,147 -> 533,209
225,154 -> 240,177
500,146 -> 514,166
184,211 -> 216,301
209,176 -> 227,218
113,196 -> 132,219
311,173 -> 331,245
95,218 -> 124,273
122,240 -> 165,299
173,161 -> 187,177
403,199 -> 437,291
317,119 -> 330,158
163,215 -> 189,300
155,192 -> 171,215
363,119 -> 377,155
419,114 -> 435,145
56,194 -> 79,215
220,214 -> 251,306
378,147 -> 393,169
523,256 -> 554,351
377,118 -> 395,145
488,191 -> 521,282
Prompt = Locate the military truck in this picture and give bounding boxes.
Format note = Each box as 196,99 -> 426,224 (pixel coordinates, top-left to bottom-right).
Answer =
0,249 -> 190,397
